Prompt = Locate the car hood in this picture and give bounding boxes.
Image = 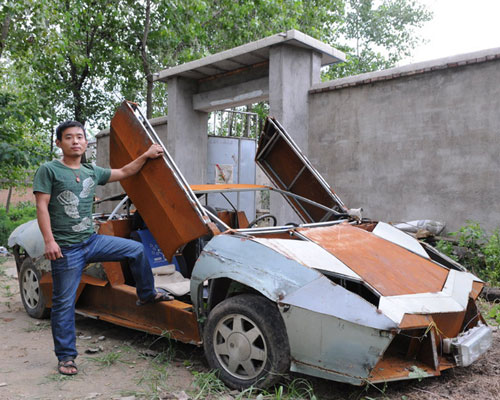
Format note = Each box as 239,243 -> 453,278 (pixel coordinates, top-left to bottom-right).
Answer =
250,221 -> 482,326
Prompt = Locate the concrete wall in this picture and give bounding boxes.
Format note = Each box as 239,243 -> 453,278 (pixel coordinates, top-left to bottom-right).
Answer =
308,51 -> 500,232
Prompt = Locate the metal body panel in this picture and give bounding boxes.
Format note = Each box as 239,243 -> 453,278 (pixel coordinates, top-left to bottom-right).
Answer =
280,304 -> 394,381
252,238 -> 362,281
300,224 -> 449,296
290,361 -> 364,386
110,101 -> 215,260
8,219 -> 44,259
372,222 -> 429,259
379,270 -> 476,324
191,184 -> 268,193
190,235 -> 322,309
256,118 -> 348,223
77,284 -> 201,344
281,277 -> 397,330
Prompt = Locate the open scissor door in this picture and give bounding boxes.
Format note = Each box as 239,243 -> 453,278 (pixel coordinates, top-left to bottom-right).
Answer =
256,117 -> 348,223
110,101 -> 218,260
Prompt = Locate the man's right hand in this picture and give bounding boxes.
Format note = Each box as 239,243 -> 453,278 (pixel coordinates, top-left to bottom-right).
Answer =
45,240 -> 63,260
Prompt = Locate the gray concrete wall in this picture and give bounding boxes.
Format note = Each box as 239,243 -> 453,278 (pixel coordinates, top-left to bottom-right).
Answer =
308,51 -> 500,232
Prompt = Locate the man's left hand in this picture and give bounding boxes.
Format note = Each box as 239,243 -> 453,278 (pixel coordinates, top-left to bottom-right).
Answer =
145,144 -> 163,159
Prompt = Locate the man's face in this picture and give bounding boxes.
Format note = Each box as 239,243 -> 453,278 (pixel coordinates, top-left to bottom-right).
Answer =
56,127 -> 88,158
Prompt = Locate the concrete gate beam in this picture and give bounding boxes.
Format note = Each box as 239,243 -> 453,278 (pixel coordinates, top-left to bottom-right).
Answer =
154,30 -> 345,222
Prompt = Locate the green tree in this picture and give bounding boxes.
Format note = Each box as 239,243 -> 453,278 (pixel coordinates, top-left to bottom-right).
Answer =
327,0 -> 432,78
2,0 -> 431,136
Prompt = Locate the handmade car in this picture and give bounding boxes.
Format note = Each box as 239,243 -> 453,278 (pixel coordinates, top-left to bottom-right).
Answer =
9,101 -> 492,390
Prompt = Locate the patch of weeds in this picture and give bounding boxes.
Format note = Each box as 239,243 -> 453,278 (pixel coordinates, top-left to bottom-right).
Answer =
436,221 -> 500,286
278,378 -> 317,399
87,351 -> 122,368
0,263 -> 7,277
234,377 -> 318,400
120,389 -> 148,399
135,352 -> 171,399
42,372 -> 78,385
191,370 -> 228,400
360,381 -> 389,400
4,301 -> 11,309
1,282 -> 14,297
24,321 -> 51,332
145,329 -> 177,362
486,302 -> 500,325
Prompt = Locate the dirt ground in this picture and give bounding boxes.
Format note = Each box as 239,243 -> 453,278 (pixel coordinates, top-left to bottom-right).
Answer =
0,255 -> 498,400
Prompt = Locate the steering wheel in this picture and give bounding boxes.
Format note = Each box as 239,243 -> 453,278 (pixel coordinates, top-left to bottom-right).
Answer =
247,214 -> 277,228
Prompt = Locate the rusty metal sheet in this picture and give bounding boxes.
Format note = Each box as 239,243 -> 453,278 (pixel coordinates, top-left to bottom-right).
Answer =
299,224 -> 449,296
77,284 -> 201,344
256,117 -> 348,223
110,101 -> 215,260
471,280 -> 484,300
432,311 -> 466,339
399,314 -> 433,329
368,356 -> 440,383
190,184 -> 269,193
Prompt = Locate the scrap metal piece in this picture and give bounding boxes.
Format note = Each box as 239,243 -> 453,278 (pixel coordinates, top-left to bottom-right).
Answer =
299,224 -> 449,297
256,117 -> 348,223
110,101 -> 218,260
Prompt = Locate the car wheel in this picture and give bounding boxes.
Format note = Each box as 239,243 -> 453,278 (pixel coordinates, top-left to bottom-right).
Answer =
203,294 -> 290,390
19,258 -> 50,319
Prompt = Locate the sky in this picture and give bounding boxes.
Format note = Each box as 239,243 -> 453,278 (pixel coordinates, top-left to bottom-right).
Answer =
400,0 -> 500,64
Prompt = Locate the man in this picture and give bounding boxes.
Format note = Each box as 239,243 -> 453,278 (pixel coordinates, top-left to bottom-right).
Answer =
34,120 -> 172,376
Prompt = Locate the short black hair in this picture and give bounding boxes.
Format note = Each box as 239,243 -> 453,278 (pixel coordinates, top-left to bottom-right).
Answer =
55,120 -> 86,141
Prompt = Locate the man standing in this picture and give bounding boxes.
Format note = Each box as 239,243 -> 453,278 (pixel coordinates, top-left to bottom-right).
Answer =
34,120 -> 171,376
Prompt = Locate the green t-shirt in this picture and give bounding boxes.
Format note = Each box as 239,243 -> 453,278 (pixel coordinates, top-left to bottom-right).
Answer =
33,160 -> 111,246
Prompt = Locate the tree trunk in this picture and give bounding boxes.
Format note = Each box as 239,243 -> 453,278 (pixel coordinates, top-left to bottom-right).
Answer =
146,76 -> 153,119
243,105 -> 253,138
0,14 -> 11,58
141,0 -> 153,119
228,110 -> 235,136
5,186 -> 13,213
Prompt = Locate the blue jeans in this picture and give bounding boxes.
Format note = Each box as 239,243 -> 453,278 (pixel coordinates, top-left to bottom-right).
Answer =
50,234 -> 156,362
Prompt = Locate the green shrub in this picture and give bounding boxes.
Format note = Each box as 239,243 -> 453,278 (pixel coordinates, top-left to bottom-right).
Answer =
436,221 -> 500,286
0,202 -> 36,247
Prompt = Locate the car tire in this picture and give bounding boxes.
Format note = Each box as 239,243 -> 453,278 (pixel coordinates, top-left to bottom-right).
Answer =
203,294 -> 290,390
19,258 -> 50,319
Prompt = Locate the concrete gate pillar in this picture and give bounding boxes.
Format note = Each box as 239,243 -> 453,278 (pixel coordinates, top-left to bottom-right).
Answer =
166,76 -> 208,184
269,45 -> 322,155
269,45 -> 323,223
155,30 -> 344,223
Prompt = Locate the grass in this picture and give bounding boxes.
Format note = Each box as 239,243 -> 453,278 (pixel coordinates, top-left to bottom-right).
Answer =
485,300 -> 500,325
190,371 -> 319,400
24,321 -> 51,332
0,260 -> 7,277
134,352 -> 172,400
191,370 -> 227,400
42,371 -> 79,386
87,351 -> 122,368
0,282 -> 14,297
